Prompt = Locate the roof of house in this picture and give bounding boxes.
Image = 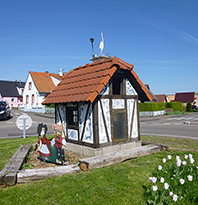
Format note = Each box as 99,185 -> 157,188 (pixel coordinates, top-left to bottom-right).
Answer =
43,56 -> 156,104
29,71 -> 61,93
155,94 -> 167,103
174,92 -> 195,103
0,80 -> 25,97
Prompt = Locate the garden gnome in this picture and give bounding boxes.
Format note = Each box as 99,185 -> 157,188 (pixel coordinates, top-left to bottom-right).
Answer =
51,124 -> 69,165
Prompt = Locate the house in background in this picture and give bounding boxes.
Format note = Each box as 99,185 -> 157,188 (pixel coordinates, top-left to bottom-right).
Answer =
0,80 -> 25,108
174,92 -> 195,106
21,71 -> 62,113
43,56 -> 156,156
155,94 -> 168,103
167,94 -> 175,102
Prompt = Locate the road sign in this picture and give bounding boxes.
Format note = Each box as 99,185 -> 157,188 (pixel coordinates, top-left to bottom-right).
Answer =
16,114 -> 32,138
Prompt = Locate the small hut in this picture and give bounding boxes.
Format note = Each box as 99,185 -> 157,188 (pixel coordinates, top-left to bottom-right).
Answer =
42,57 -> 156,156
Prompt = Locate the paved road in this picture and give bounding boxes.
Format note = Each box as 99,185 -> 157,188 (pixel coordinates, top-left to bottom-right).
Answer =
1,109 -> 198,140
0,109 -> 55,139
140,112 -> 198,140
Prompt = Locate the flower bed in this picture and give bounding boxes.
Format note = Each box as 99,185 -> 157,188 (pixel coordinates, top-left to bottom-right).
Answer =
145,153 -> 198,204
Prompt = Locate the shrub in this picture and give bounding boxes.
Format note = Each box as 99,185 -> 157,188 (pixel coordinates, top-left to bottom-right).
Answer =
139,102 -> 184,112
186,102 -> 193,112
165,102 -> 184,112
139,103 -> 165,112
144,154 -> 198,204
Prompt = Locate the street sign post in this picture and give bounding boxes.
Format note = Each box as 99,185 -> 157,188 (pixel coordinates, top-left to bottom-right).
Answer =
16,114 -> 32,138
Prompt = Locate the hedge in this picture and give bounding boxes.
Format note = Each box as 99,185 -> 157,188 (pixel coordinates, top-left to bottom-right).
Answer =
139,102 -> 183,112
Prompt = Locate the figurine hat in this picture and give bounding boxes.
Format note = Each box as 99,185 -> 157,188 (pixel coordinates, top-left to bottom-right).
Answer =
52,124 -> 64,132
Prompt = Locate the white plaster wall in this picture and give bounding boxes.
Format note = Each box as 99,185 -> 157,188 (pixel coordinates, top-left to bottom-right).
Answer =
98,99 -> 111,144
127,99 -> 134,138
126,78 -> 137,95
23,73 -> 40,110
127,99 -> 138,138
56,104 -> 67,138
79,103 -> 93,143
132,101 -> 138,138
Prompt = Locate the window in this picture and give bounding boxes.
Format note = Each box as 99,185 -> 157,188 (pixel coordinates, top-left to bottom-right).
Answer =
26,95 -> 29,103
32,94 -> 34,103
67,104 -> 78,126
29,82 -> 32,90
112,78 -> 123,95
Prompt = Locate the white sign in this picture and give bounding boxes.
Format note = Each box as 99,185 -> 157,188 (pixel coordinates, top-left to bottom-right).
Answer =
16,114 -> 32,130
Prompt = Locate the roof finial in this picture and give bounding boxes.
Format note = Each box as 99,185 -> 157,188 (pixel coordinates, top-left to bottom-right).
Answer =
99,32 -> 104,55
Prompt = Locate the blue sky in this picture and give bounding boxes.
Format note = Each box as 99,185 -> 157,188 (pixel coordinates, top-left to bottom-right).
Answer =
1,0 -> 198,94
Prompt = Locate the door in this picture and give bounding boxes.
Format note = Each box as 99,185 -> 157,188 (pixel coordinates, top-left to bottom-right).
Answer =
112,110 -> 127,142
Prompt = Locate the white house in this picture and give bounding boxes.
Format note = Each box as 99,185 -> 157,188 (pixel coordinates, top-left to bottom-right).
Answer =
21,71 -> 62,113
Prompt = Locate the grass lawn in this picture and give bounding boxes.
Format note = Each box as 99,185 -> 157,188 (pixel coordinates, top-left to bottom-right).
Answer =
0,136 -> 198,205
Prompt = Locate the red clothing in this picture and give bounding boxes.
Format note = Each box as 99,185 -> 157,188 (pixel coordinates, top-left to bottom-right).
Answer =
55,137 -> 63,148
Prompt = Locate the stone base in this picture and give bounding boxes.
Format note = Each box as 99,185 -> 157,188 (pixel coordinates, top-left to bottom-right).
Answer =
65,141 -> 142,157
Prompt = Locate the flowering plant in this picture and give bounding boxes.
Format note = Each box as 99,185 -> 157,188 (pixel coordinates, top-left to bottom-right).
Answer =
144,153 -> 198,204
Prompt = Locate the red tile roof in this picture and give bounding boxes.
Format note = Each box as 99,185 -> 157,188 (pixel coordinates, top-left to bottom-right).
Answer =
42,56 -> 154,104
174,92 -> 195,103
30,71 -> 60,93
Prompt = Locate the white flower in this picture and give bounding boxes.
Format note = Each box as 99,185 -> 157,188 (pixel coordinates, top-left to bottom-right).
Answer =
176,159 -> 181,167
164,182 -> 169,190
176,156 -> 180,160
173,194 -> 178,202
160,177 -> 164,183
187,175 -> 193,181
167,155 -> 172,160
152,185 -> 158,191
163,158 -> 166,163
185,154 -> 188,159
170,192 -> 173,196
152,177 -> 157,183
149,177 -> 157,183
149,177 -> 153,182
179,178 -> 185,185
158,165 -> 162,170
182,161 -> 187,165
189,157 -> 195,164
189,154 -> 193,158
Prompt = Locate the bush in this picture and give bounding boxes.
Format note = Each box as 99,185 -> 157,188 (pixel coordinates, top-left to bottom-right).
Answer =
139,102 -> 184,112
139,103 -> 165,112
186,102 -> 193,112
165,102 -> 184,112
45,104 -> 55,108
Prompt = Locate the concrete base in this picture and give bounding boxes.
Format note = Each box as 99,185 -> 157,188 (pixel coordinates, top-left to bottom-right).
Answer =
66,141 -> 142,157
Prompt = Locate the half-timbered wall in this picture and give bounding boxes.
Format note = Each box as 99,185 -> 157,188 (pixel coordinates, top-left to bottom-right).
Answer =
98,75 -> 139,144
55,102 -> 94,144
55,72 -> 140,148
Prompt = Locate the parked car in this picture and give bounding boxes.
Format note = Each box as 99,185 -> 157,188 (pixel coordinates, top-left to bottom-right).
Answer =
0,101 -> 11,120
192,104 -> 198,110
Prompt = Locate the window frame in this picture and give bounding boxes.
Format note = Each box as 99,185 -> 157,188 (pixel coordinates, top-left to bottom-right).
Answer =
66,103 -> 78,129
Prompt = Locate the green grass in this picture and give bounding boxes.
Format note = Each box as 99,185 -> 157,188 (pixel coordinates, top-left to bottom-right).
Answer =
141,135 -> 198,150
0,136 -> 197,204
